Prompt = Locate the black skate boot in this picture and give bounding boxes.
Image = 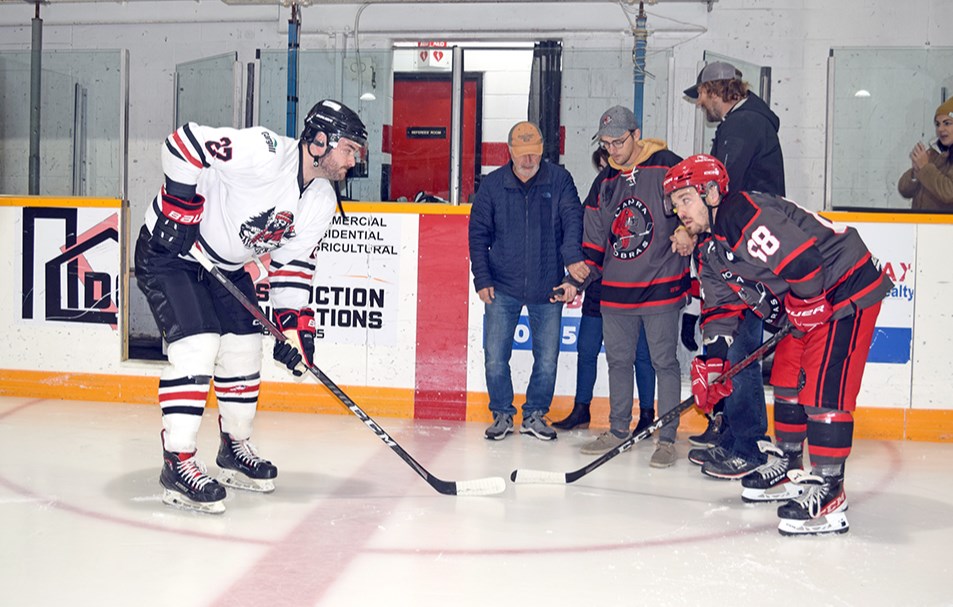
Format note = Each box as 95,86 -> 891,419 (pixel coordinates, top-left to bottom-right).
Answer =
777,470 -> 849,536
688,412 -> 723,447
741,441 -> 804,502
552,402 -> 590,431
216,432 -> 278,493
160,449 -> 227,514
633,408 -> 654,435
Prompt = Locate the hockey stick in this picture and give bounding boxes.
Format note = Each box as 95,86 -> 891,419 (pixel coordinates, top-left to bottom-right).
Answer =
189,246 -> 505,497
510,323 -> 793,485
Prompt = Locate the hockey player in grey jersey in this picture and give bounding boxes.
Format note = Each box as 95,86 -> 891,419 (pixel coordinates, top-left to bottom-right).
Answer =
135,100 -> 367,513
663,154 -> 892,535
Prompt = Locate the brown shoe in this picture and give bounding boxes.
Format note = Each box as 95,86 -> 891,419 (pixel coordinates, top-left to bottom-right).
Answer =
650,441 -> 678,468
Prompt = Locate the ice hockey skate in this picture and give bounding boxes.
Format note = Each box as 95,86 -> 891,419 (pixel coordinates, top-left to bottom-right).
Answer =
216,431 -> 278,493
160,449 -> 227,514
741,440 -> 804,502
777,470 -> 849,536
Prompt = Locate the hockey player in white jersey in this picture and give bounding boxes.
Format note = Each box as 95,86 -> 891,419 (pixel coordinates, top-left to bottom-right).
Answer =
135,100 -> 367,513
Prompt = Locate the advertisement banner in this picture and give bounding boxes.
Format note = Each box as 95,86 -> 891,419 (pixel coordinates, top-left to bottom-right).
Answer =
253,212 -> 404,347
19,207 -> 120,328
853,222 -> 915,364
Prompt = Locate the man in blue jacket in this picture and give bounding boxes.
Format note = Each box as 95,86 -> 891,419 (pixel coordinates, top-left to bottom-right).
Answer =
468,121 -> 587,441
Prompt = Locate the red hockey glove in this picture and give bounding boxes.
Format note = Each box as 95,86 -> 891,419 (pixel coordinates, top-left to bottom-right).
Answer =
784,293 -> 832,334
273,308 -> 316,377
690,356 -> 733,413
151,190 -> 205,255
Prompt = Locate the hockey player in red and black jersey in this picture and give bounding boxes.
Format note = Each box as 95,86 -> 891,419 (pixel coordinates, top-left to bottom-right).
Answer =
663,154 -> 893,535
555,105 -> 688,468
135,100 -> 367,513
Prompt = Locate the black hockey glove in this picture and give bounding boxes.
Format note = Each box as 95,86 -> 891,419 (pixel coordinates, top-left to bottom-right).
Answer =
680,313 -> 699,351
273,307 -> 316,376
151,190 -> 205,255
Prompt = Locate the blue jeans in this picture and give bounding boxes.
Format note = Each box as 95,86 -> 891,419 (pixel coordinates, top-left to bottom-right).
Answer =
483,291 -> 562,416
574,314 -> 655,410
721,310 -> 770,460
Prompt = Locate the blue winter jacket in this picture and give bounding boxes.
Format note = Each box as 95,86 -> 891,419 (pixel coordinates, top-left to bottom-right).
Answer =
468,160 -> 584,304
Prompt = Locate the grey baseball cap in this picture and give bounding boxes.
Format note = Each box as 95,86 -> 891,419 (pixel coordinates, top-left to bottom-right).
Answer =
683,61 -> 742,99
592,105 -> 640,141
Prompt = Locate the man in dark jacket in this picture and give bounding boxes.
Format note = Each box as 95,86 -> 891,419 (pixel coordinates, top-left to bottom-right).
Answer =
468,121 -> 586,441
685,61 -> 785,195
679,61 -> 787,479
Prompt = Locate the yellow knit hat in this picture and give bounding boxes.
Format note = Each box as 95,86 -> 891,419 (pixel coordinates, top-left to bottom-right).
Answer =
936,97 -> 953,119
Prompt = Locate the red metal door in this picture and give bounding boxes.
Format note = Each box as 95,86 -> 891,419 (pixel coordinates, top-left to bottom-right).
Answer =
391,74 -> 481,202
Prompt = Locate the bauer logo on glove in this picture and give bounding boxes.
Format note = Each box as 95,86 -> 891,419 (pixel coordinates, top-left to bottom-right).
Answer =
690,356 -> 733,413
784,292 -> 832,334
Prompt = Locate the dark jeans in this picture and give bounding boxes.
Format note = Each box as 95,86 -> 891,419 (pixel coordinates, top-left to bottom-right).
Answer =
483,291 -> 562,416
574,314 -> 655,410
720,310 -> 770,461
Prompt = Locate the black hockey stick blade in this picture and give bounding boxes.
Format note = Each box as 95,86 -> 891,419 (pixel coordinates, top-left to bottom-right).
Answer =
189,247 -> 506,497
510,324 -> 793,485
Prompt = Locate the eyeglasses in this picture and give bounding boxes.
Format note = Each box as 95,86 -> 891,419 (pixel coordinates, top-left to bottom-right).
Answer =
598,131 -> 633,150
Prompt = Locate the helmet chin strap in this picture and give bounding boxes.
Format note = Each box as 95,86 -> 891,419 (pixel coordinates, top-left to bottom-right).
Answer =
700,185 -> 718,231
304,138 -> 348,218
311,139 -> 327,168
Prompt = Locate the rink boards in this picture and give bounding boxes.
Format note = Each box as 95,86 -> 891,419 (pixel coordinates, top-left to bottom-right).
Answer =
0,196 -> 950,441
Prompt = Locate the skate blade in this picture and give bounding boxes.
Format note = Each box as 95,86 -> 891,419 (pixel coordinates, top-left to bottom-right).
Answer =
218,469 -> 275,493
778,511 -> 849,536
162,489 -> 225,514
741,482 -> 804,503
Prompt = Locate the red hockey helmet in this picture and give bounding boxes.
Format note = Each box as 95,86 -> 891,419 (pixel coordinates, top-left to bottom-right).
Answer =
663,154 -> 730,202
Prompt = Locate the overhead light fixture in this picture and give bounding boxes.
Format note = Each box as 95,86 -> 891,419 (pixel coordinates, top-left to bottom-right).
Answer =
854,90 -> 871,98
359,64 -> 378,102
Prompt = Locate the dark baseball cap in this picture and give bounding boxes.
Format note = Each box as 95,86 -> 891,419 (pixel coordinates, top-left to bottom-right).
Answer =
683,61 -> 742,99
592,105 -> 640,141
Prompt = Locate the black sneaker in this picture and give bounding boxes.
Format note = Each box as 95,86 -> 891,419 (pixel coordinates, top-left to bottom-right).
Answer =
777,471 -> 849,536
688,445 -> 729,467
701,452 -> 762,480
688,413 -> 724,447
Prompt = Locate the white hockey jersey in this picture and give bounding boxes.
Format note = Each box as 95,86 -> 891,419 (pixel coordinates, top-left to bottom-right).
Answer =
143,123 -> 337,310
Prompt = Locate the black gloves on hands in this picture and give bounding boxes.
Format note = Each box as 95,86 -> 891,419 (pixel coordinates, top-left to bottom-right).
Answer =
151,190 -> 205,255
681,313 -> 699,351
273,308 -> 316,376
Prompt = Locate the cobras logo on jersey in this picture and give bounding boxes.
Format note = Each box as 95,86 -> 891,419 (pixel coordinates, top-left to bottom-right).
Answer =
239,209 -> 297,254
718,267 -> 783,326
609,197 -> 653,260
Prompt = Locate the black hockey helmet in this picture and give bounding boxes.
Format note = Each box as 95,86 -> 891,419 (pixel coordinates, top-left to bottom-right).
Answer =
302,99 -> 367,148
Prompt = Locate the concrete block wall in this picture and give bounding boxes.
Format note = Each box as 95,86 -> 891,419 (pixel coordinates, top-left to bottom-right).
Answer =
2,0 -> 951,211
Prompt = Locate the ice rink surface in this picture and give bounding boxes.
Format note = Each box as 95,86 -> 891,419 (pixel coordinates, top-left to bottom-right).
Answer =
2,395 -> 951,606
